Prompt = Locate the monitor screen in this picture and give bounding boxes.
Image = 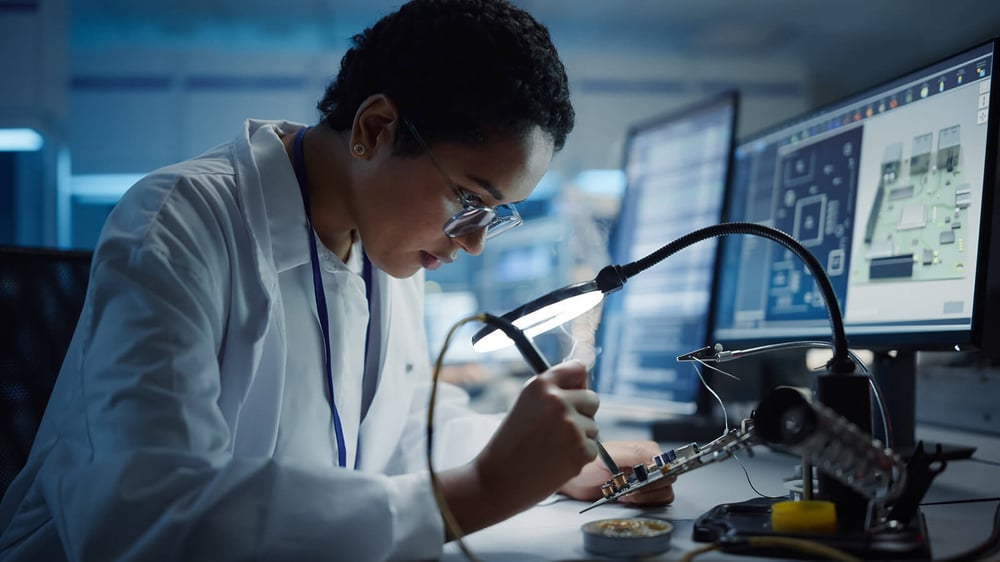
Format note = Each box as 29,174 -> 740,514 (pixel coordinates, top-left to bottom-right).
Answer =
593,91 -> 739,420
713,39 -> 999,352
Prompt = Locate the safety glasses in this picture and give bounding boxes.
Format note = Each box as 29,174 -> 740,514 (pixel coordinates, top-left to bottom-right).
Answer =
403,119 -> 523,240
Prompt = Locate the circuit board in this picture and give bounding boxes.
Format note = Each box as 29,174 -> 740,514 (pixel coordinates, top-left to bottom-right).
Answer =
854,124 -> 970,284
581,423 -> 757,513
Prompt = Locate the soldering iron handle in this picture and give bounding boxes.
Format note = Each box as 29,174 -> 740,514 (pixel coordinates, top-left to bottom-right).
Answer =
480,313 -> 619,474
482,313 -> 551,373
594,439 -> 620,475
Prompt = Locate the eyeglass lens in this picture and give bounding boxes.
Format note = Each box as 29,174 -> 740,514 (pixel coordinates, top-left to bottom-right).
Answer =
444,204 -> 521,239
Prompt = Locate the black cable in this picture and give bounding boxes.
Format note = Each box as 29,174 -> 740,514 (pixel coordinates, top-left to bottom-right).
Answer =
732,452 -> 784,500
921,497 -> 1000,506
932,500 -> 1000,562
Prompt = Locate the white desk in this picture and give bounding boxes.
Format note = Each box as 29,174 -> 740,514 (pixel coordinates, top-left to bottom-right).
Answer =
442,424 -> 1000,561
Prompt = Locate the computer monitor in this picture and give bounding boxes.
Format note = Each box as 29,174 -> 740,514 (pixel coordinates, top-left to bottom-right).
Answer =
592,91 -> 739,440
712,39 -> 999,451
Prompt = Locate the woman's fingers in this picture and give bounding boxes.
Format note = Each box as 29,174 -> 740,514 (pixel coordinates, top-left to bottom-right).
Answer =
539,359 -> 590,390
619,475 -> 677,506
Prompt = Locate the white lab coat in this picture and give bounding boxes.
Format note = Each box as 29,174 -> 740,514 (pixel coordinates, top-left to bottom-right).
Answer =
0,120 -> 500,561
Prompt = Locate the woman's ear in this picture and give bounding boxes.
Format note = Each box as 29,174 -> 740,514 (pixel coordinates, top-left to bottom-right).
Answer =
350,94 -> 399,159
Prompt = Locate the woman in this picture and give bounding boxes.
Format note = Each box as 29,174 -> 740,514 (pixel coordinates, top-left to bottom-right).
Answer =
0,1 -> 674,560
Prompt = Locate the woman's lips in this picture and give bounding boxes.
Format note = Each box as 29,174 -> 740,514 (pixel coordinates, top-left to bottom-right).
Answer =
421,251 -> 451,270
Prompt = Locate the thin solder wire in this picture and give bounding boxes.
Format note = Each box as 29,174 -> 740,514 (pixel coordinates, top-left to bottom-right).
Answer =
709,340 -> 891,448
691,358 -> 732,434
692,359 -> 779,499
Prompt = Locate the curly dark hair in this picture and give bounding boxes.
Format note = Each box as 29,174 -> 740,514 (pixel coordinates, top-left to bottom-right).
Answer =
317,0 -> 574,155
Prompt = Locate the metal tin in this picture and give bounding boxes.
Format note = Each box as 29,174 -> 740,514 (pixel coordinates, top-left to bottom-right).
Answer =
581,517 -> 673,558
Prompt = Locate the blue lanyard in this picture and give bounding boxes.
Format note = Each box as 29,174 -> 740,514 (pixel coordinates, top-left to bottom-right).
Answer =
291,126 -> 372,469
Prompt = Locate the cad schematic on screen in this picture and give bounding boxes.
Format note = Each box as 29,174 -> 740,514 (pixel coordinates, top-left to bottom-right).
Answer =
718,48 -> 992,342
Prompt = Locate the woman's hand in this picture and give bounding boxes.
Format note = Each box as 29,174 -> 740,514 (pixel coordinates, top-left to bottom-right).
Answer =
475,360 -> 600,504
558,440 -> 676,506
438,360 -> 602,536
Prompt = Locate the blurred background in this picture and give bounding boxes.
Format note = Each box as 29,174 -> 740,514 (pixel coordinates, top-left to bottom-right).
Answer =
2,0 -> 999,430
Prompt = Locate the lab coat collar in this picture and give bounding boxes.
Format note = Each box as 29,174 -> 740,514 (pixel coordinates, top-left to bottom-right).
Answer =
244,119 -> 313,274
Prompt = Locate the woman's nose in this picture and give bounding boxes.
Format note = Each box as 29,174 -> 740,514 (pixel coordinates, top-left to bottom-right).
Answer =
453,228 -> 487,256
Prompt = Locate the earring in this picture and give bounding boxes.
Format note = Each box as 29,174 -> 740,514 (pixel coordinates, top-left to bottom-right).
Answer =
352,143 -> 366,156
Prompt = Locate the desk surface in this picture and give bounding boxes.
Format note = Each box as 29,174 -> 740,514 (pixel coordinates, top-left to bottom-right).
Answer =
442,424 -> 1000,561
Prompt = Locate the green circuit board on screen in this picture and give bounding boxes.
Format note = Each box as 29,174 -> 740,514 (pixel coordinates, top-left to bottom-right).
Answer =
853,124 -> 971,284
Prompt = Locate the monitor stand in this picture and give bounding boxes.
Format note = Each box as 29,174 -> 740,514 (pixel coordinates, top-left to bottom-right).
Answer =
871,350 -> 976,461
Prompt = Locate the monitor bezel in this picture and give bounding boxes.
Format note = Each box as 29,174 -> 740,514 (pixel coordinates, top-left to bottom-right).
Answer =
593,89 -> 740,418
711,38 -> 1000,353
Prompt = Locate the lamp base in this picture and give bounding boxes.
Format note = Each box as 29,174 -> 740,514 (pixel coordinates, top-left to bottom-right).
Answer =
692,496 -> 931,560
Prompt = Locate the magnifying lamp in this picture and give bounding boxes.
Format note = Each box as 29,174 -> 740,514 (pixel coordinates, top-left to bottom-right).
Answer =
470,221 -> 896,531
471,221 -> 854,374
470,267 -> 621,353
